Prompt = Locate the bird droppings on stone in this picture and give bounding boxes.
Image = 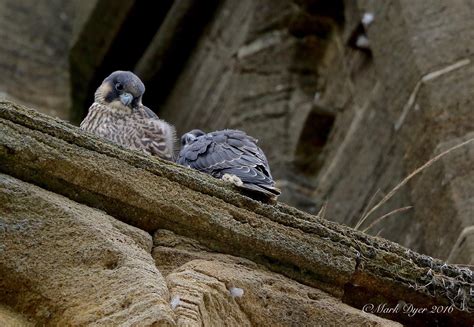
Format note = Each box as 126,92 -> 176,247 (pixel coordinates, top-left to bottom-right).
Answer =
170,295 -> 181,310
362,12 -> 374,27
229,287 -> 244,298
356,35 -> 370,49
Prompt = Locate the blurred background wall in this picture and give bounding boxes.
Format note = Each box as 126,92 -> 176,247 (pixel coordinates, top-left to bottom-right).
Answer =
0,0 -> 76,118
0,0 -> 472,264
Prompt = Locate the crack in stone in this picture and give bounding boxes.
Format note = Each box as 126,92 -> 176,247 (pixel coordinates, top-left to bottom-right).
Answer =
237,30 -> 288,59
394,58 -> 471,131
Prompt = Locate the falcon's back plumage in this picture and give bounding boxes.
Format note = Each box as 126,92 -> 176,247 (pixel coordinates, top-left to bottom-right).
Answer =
177,129 -> 280,200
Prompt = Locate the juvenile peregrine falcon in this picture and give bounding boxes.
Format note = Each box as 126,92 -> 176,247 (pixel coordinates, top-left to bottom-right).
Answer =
177,129 -> 280,200
80,71 -> 175,160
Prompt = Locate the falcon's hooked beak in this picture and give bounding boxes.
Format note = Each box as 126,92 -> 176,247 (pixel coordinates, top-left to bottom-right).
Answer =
120,93 -> 133,106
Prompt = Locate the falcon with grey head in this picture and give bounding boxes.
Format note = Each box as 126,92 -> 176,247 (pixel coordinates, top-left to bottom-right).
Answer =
80,71 -> 176,160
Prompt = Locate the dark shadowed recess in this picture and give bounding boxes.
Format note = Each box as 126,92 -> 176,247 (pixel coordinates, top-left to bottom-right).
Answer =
85,0 -> 174,104
291,0 -> 344,180
295,0 -> 344,23
280,108 -> 335,215
69,0 -> 171,122
295,108 -> 335,176
277,0 -> 344,213
137,0 -> 221,110
69,0 -> 220,124
70,0 -> 172,123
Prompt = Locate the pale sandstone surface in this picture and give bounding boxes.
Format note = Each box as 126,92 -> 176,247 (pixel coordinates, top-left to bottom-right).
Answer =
154,230 -> 402,327
0,174 -> 174,326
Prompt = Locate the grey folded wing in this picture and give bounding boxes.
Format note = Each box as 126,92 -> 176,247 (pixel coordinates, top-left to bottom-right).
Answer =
178,130 -> 280,197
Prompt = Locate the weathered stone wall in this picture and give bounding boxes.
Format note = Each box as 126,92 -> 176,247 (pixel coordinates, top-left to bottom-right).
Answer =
157,0 -> 341,212
154,0 -> 474,263
313,0 -> 474,262
0,0 -> 472,266
0,0 -> 77,119
0,171 -> 401,326
0,174 -> 174,326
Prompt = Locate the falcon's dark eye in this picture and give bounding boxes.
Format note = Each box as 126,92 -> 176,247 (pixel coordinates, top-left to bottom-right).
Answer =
115,82 -> 123,91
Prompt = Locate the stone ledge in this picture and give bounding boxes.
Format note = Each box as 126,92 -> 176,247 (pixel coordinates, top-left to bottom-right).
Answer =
0,100 -> 473,326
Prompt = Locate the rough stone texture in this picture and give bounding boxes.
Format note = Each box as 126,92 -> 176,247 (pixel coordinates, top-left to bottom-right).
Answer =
0,171 -> 401,326
0,0 -> 77,119
0,174 -> 174,326
0,0 -> 473,324
1,0 -> 471,265
155,230 -> 402,327
310,0 -> 474,261
448,226 -> 474,265
0,304 -> 33,326
1,101 -> 473,326
409,133 -> 474,259
150,0 -> 474,264
168,261 -> 401,327
152,229 -> 259,277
